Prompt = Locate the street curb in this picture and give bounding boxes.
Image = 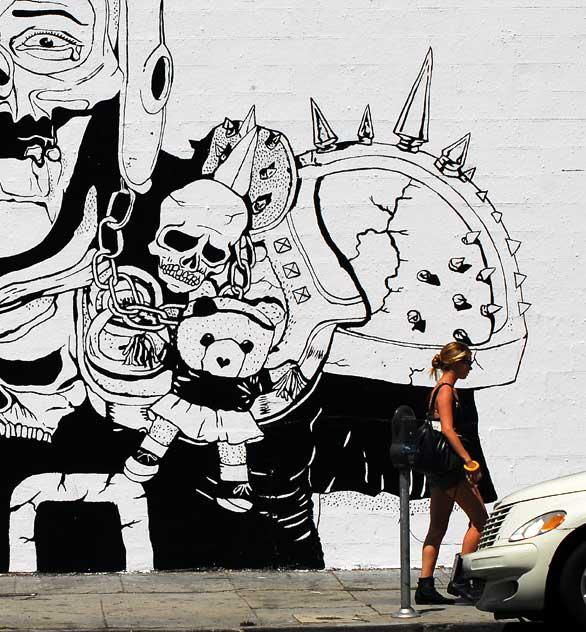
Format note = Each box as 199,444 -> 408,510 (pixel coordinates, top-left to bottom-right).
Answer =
0,626 -> 506,632
244,624 -> 504,631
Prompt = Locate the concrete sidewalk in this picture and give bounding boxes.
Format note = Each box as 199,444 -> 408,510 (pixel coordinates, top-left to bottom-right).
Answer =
0,569 -> 526,631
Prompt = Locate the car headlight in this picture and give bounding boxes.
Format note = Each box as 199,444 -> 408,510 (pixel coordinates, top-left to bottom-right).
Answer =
509,511 -> 566,542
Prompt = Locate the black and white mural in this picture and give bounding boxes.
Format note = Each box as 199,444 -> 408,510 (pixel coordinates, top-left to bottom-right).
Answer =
0,0 -> 528,572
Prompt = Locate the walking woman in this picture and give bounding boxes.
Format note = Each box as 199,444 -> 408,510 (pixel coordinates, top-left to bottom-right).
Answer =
415,342 -> 495,605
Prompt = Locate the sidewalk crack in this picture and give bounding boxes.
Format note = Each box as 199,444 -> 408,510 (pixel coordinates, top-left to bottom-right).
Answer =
99,597 -> 109,629
330,571 -> 346,590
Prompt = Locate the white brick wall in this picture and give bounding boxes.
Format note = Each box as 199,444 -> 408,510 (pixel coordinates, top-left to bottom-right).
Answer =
162,0 -> 586,568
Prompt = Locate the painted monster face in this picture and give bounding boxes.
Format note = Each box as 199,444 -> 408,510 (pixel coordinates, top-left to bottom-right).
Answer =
0,0 -> 122,259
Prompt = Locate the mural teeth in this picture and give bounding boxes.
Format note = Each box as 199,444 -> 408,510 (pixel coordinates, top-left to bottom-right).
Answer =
36,429 -> 45,441
24,144 -> 44,166
394,47 -> 432,152
14,423 -> 22,438
0,424 -> 5,437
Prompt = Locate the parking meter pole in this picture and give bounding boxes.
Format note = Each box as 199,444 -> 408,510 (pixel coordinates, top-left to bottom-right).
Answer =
391,468 -> 420,619
389,405 -> 420,620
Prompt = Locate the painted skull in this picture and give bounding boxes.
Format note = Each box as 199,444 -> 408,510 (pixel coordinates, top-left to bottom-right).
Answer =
149,179 -> 249,294
0,0 -> 122,261
0,296 -> 86,441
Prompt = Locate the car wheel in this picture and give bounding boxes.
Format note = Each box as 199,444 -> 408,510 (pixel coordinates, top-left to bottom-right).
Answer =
557,542 -> 586,626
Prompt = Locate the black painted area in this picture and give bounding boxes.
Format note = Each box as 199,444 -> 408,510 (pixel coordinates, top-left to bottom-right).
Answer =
0,377 -> 493,572
35,501 -> 125,573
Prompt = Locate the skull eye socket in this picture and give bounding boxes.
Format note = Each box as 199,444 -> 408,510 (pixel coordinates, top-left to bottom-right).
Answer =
240,340 -> 254,354
200,333 -> 215,347
163,230 -> 200,252
202,241 -> 228,265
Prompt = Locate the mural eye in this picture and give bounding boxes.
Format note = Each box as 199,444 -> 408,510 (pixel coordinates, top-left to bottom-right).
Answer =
202,241 -> 227,265
200,333 -> 215,347
12,30 -> 83,62
163,230 -> 199,252
240,340 -> 254,354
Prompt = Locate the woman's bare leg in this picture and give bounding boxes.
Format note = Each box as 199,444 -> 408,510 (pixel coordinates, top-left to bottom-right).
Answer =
420,485 -> 456,578
452,481 -> 488,554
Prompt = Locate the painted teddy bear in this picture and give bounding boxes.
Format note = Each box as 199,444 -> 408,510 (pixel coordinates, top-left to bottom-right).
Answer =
124,295 -> 285,512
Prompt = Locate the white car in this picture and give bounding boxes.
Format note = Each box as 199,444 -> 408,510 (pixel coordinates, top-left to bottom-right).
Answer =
462,471 -> 586,625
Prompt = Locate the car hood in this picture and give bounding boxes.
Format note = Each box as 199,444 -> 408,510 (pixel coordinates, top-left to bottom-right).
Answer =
501,471 -> 586,506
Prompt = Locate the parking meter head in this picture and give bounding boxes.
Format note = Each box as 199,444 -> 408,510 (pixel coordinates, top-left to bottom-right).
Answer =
389,405 -> 419,468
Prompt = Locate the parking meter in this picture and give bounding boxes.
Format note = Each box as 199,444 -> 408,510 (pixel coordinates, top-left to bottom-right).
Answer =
389,405 -> 419,469
389,405 -> 421,619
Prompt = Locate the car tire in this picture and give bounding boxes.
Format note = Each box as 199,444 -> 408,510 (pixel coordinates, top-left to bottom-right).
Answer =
557,542 -> 586,626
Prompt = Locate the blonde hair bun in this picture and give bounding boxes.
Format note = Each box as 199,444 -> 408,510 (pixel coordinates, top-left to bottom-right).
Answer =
429,341 -> 471,379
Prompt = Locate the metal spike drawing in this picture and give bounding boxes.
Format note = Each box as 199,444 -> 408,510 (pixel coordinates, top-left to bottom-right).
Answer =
506,238 -> 522,256
417,269 -> 440,286
453,329 -> 472,345
310,98 -> 338,152
253,192 -> 272,214
240,105 -> 257,135
453,294 -> 472,311
514,272 -> 527,288
463,167 -> 476,181
223,117 -> 238,138
214,127 -> 259,196
491,210 -> 503,223
448,257 -> 465,271
265,130 -> 282,150
357,104 -> 374,145
462,231 -> 480,245
477,267 -> 496,282
476,190 -> 489,202
448,257 -> 472,273
394,48 -> 433,153
518,302 -> 531,316
481,303 -> 503,316
435,133 -> 471,176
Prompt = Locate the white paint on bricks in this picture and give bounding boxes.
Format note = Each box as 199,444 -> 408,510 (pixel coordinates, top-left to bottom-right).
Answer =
9,474 -> 152,573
